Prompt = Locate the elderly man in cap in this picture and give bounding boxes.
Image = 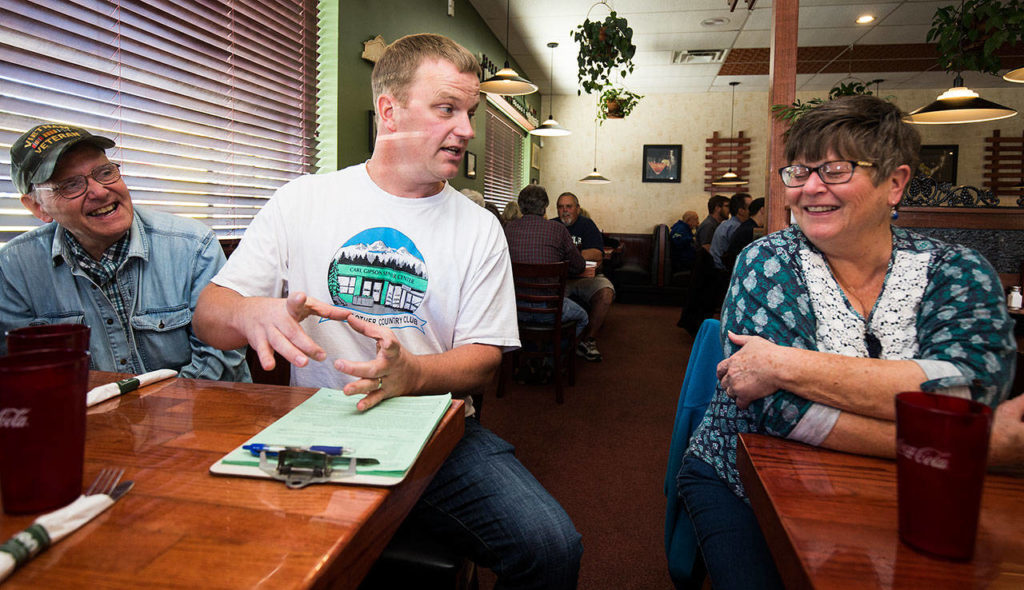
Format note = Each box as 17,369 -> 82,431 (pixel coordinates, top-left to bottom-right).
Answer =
0,123 -> 249,381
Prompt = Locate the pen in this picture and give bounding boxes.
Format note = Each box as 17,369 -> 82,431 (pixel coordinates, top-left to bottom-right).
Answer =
243,443 -> 353,457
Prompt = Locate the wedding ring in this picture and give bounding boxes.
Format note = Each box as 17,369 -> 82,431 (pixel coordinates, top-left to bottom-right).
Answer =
377,377 -> 383,390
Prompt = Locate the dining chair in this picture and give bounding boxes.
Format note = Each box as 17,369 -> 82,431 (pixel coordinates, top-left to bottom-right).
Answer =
664,318 -> 722,589
497,261 -> 578,404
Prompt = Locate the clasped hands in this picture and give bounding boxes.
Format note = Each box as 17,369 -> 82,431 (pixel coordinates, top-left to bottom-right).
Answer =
716,331 -> 785,410
244,291 -> 421,411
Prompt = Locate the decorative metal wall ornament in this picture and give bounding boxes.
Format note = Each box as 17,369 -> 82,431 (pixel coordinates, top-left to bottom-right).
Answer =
902,176 -> 1001,207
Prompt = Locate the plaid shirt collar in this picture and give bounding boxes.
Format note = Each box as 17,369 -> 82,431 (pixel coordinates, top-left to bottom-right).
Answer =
64,230 -> 131,287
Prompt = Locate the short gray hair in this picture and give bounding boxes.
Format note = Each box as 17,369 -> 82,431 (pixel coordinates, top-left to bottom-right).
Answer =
517,184 -> 548,216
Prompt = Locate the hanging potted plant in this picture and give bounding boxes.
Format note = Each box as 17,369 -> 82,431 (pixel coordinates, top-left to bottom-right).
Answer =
770,78 -> 885,122
598,86 -> 643,121
927,0 -> 1024,75
572,8 -> 637,95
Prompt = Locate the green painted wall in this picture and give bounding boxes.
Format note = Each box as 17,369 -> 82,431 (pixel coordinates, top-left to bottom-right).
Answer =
336,0 -> 540,194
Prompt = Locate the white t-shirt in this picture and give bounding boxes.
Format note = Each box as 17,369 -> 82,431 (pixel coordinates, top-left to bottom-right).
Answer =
214,164 -> 519,394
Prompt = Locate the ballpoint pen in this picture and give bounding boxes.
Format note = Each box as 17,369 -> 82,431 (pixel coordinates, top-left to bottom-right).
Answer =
242,443 -> 353,457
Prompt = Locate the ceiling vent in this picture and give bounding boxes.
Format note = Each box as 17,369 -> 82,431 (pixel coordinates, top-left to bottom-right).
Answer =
672,49 -> 728,64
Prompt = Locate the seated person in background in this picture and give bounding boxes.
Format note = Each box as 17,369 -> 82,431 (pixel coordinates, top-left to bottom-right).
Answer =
193,33 -> 581,588
708,192 -> 752,270
501,200 -> 523,225
719,197 -> 765,272
695,194 -> 729,251
504,184 -> 589,338
0,123 -> 249,381
555,191 -> 614,362
680,95 -> 1017,590
669,209 -> 699,271
460,187 -> 486,207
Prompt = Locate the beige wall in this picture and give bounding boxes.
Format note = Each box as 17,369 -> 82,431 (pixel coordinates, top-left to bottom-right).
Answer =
536,87 -> 1024,234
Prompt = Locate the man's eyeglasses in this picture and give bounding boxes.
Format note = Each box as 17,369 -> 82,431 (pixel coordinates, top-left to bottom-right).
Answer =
35,162 -> 122,200
778,160 -> 874,188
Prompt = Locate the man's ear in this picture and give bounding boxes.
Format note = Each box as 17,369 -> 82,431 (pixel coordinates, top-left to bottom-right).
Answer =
20,194 -> 53,223
377,94 -> 399,133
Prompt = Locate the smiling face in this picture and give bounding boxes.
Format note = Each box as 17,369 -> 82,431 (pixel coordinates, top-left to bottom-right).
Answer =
379,58 -> 479,196
785,150 -> 908,254
557,193 -> 580,226
21,144 -> 133,259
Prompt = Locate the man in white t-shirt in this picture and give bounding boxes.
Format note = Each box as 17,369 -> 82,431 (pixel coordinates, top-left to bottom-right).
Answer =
193,33 -> 582,588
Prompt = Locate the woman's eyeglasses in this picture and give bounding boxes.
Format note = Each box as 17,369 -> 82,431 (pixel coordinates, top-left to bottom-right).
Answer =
35,163 -> 122,200
778,160 -> 874,188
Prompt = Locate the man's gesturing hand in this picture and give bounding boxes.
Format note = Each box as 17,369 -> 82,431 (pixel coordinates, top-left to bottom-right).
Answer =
334,312 -> 423,412
244,291 -> 350,371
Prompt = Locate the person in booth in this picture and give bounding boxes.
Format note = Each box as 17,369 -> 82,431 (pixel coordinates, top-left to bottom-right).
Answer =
0,123 -> 249,381
554,191 -> 614,362
679,95 -> 1017,589
193,33 -> 582,588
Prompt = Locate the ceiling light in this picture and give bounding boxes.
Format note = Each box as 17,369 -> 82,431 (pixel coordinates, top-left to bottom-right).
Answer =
480,0 -> 538,96
1003,67 -> 1024,83
711,82 -> 747,187
531,42 -> 571,137
856,15 -> 875,24
579,119 -> 610,184
701,17 -> 729,27
905,75 -> 1017,124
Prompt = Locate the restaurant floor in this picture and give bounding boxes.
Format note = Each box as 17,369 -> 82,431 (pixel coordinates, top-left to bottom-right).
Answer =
479,303 -> 691,590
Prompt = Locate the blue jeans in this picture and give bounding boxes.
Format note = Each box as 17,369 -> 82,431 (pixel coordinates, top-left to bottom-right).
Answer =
408,418 -> 583,589
518,298 -> 588,338
678,456 -> 784,590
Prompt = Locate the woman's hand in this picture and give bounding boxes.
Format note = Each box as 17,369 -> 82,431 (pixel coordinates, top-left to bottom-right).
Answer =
717,331 -> 789,409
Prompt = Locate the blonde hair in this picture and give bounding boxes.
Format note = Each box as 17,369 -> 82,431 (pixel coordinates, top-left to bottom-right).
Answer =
371,34 -> 481,108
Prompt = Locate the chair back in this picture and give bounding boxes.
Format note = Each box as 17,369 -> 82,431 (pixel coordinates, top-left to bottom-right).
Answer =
507,262 -> 576,403
511,261 -> 568,319
664,318 -> 722,588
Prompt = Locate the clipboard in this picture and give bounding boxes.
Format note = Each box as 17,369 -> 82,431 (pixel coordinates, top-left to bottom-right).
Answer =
210,388 -> 452,487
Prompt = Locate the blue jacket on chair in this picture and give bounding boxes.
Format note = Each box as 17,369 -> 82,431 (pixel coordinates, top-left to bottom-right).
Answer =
664,318 -> 722,588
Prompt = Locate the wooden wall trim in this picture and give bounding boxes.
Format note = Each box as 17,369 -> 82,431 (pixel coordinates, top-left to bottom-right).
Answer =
895,207 -> 1024,230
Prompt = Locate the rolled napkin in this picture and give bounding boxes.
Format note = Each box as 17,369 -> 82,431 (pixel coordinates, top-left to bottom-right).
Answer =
0,481 -> 133,582
86,369 -> 178,407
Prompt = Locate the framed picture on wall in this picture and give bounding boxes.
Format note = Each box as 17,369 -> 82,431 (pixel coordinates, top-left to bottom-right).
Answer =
642,144 -> 682,183
465,151 -> 477,179
918,144 -> 958,185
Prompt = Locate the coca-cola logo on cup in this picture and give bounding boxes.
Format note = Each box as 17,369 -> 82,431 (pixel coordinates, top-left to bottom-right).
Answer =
897,439 -> 950,470
0,408 -> 30,428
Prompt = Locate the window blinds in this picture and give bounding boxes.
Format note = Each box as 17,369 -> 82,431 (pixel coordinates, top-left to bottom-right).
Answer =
483,106 -> 527,210
0,0 -> 317,246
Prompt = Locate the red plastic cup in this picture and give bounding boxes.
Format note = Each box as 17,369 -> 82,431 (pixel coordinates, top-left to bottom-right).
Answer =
0,349 -> 89,514
895,391 -> 992,560
6,323 -> 90,355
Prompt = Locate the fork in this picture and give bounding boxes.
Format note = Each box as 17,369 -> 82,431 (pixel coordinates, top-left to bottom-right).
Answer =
0,467 -> 134,582
84,467 -> 125,497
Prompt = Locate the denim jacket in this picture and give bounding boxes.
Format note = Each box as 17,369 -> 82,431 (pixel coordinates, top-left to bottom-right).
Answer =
0,206 -> 250,382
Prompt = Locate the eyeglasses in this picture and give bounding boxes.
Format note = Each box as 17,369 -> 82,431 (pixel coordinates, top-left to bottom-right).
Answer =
778,160 -> 874,188
35,162 -> 122,200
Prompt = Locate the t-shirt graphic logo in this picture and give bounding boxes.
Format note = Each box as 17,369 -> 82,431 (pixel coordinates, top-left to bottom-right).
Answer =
327,228 -> 428,331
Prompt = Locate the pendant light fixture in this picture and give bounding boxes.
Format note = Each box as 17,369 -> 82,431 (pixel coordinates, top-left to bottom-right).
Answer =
530,42 -> 571,137
904,74 -> 1016,124
1003,67 -> 1024,83
711,81 -> 746,187
480,0 -> 538,96
579,119 -> 610,184
907,1 -> 1016,124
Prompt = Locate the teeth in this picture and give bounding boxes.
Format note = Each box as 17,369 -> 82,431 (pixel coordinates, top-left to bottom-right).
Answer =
806,206 -> 837,212
90,203 -> 116,216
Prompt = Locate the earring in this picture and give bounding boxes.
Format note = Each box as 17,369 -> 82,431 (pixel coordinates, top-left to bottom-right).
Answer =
891,207 -> 899,220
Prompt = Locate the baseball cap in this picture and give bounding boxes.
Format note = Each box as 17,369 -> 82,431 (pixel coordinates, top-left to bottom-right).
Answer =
10,124 -> 116,194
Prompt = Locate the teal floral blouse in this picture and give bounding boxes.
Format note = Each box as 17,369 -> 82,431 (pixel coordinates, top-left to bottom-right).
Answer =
686,225 -> 1016,500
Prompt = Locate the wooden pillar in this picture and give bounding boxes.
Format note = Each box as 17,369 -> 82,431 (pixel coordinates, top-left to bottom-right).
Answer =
766,0 -> 798,232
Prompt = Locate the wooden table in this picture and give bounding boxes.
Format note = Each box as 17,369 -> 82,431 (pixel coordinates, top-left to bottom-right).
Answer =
0,372 -> 464,589
738,433 -> 1024,590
